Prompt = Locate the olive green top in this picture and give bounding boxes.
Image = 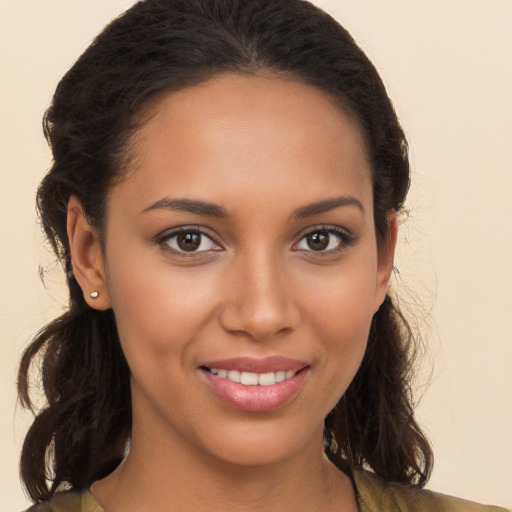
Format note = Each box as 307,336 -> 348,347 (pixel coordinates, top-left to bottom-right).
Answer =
25,470 -> 510,512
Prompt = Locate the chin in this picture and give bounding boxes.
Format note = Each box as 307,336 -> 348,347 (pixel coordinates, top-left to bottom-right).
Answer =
189,416 -> 324,469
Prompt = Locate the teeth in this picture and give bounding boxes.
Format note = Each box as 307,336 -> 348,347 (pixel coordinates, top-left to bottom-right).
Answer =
209,368 -> 297,386
227,370 -> 241,383
240,372 -> 258,385
258,372 -> 276,386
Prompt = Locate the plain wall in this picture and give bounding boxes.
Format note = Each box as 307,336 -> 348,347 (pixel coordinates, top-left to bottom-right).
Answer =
1,0 -> 511,510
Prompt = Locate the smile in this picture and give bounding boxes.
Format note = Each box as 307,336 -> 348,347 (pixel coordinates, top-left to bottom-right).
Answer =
200,357 -> 309,412
207,368 -> 297,386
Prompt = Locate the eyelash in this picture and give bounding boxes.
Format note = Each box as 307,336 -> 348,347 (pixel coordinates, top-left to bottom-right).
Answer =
293,226 -> 356,254
156,227 -> 221,256
156,225 -> 356,256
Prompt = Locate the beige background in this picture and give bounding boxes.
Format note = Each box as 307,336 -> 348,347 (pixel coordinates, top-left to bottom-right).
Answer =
1,0 -> 511,510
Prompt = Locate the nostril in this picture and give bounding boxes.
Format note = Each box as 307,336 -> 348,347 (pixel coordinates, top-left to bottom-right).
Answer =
218,304 -> 298,340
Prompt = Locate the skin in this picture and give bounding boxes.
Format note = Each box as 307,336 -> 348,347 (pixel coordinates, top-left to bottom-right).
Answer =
68,73 -> 396,512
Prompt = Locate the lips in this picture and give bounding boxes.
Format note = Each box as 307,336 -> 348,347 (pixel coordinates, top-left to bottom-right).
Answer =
199,356 -> 309,412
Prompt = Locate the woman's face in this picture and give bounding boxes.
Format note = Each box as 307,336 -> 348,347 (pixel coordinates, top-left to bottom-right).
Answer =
94,73 -> 394,466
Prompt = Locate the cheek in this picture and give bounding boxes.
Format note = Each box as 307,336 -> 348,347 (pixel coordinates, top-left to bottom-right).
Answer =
298,252 -> 378,394
300,253 -> 378,336
105,247 -> 222,363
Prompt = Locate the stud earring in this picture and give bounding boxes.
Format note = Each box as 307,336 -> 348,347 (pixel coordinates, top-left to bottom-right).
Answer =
90,291 -> 99,299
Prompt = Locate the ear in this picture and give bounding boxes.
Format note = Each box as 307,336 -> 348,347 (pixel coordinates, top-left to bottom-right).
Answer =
374,210 -> 398,312
67,195 -> 111,310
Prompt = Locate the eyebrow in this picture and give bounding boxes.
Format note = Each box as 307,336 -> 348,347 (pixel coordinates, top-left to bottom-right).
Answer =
142,195 -> 364,219
293,196 -> 364,218
142,198 -> 229,218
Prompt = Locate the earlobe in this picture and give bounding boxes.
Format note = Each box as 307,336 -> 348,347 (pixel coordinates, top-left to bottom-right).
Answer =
375,211 -> 398,311
67,196 -> 111,310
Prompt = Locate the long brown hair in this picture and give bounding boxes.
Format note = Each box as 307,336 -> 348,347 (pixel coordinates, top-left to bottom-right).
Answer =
18,0 -> 432,503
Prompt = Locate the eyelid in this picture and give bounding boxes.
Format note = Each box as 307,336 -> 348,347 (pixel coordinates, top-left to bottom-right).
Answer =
154,224 -> 355,256
156,225 -> 223,254
292,225 -> 356,252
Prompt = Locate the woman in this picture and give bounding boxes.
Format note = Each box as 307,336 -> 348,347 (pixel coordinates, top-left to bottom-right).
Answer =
17,0 -> 508,511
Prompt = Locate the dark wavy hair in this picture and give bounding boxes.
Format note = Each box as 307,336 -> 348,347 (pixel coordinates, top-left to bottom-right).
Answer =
18,0 -> 432,503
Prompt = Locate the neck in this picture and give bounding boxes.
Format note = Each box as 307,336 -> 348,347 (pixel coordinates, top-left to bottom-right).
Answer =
92,430 -> 355,512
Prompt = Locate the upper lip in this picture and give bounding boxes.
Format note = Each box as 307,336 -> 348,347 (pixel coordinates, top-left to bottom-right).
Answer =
200,356 -> 308,373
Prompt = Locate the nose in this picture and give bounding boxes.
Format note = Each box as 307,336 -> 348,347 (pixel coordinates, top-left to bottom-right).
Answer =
218,250 -> 300,341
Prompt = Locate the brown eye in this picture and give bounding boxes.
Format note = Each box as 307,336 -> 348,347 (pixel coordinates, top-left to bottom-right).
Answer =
161,229 -> 220,253
295,228 -> 352,253
305,231 -> 330,251
177,232 -> 201,251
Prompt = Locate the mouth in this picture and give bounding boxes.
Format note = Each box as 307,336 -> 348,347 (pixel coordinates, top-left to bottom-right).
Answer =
199,357 -> 310,412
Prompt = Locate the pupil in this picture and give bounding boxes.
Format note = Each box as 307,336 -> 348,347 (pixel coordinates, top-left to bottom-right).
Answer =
307,232 -> 329,251
177,232 -> 201,251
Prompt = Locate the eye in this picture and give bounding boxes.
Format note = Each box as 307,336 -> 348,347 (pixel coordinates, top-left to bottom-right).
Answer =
159,228 -> 220,254
295,228 -> 352,252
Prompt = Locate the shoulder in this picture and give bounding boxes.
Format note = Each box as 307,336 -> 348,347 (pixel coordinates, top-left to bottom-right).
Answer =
23,489 -> 104,512
353,470 -> 510,512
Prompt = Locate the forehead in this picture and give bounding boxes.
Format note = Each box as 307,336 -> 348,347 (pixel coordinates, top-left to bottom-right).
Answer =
113,73 -> 372,214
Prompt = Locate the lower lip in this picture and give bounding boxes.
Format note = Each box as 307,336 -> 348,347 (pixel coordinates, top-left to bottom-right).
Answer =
201,368 -> 309,412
